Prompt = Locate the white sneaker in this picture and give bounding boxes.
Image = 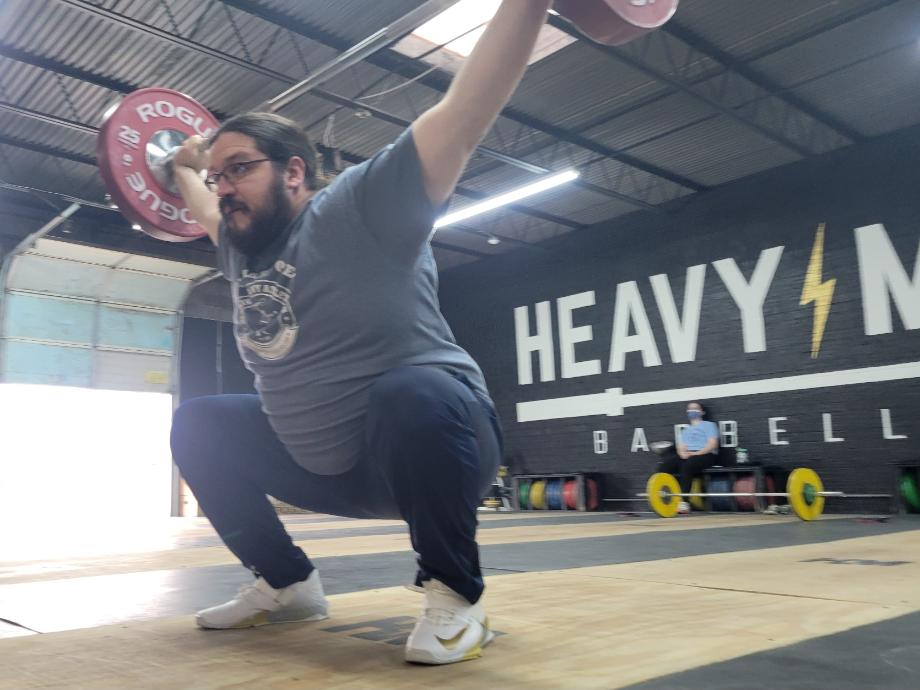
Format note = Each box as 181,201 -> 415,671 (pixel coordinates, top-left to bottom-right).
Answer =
196,570 -> 329,629
678,501 -> 691,515
404,579 -> 494,665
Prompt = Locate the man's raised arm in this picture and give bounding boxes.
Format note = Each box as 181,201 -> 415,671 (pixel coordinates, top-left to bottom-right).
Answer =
412,0 -> 555,207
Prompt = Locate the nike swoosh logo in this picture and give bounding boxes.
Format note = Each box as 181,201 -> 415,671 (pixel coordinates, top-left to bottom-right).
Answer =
436,625 -> 470,650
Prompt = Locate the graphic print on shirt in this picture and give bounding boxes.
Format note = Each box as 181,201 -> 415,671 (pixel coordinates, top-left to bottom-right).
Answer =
236,260 -> 299,360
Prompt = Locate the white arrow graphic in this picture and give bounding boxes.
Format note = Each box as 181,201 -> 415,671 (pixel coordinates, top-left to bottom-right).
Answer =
516,361 -> 920,422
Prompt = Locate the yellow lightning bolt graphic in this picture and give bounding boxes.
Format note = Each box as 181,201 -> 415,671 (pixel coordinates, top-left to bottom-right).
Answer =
800,223 -> 836,359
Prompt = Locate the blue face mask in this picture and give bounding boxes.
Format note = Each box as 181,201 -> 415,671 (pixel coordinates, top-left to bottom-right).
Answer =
687,410 -> 702,421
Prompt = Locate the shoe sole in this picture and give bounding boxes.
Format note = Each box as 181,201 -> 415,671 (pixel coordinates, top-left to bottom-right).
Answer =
197,611 -> 328,630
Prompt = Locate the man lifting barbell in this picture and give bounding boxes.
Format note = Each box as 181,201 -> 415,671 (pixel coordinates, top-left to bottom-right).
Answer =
94,0 -> 685,667
165,0 -> 558,667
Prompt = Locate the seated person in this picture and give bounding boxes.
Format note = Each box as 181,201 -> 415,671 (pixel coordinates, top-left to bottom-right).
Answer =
656,401 -> 719,514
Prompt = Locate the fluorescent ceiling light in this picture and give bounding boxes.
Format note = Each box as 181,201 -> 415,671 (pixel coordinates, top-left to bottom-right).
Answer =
434,170 -> 579,229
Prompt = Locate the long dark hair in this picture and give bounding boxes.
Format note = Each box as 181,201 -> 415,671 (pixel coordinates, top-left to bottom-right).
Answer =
210,112 -> 328,190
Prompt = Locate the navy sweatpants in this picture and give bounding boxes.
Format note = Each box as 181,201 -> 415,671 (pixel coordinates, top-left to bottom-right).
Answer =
170,366 -> 503,604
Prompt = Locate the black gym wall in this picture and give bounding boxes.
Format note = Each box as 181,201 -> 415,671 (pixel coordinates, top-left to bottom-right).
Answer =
179,318 -> 255,402
439,123 -> 920,506
179,275 -> 254,402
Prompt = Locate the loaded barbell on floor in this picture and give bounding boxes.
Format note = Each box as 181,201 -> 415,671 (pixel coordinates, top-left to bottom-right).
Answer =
640,468 -> 892,521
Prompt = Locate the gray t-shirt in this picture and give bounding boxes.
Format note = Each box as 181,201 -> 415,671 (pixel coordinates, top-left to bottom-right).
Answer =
217,128 -> 490,475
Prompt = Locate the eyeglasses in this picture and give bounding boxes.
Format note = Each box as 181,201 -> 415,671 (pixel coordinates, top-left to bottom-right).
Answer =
205,158 -> 273,191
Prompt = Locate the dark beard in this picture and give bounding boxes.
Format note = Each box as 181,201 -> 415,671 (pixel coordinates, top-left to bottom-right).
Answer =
222,176 -> 294,258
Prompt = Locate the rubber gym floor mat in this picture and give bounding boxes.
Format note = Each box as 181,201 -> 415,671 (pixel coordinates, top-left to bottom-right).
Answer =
620,609 -> 920,690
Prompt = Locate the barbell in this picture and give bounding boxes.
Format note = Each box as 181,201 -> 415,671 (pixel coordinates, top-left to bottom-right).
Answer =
641,468 -> 892,521
95,1 -> 680,241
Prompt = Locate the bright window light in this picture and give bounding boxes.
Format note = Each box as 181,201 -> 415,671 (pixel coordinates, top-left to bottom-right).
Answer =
434,169 -> 579,229
395,1 -> 575,72
413,0 -> 501,57
0,383 -> 175,558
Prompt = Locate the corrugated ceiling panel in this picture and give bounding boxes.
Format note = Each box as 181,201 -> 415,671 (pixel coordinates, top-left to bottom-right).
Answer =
578,159 -> 695,206
99,0 -> 205,33
321,61 -> 408,101
258,0 -> 424,46
356,80 -> 443,128
0,147 -> 107,203
582,91 -> 714,152
0,145 -> 36,181
0,111 -> 95,158
161,62 -> 285,118
750,1 -> 919,88
477,118 -> 556,168
627,117 -> 801,187
290,97 -> 352,144
91,0 -> 309,91
1,0 -> 307,120
511,41 -> 661,129
309,107 -> 405,161
0,59 -> 118,126
613,28 -> 719,85
794,47 -> 920,137
0,110 -> 96,158
673,0 -> 877,60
